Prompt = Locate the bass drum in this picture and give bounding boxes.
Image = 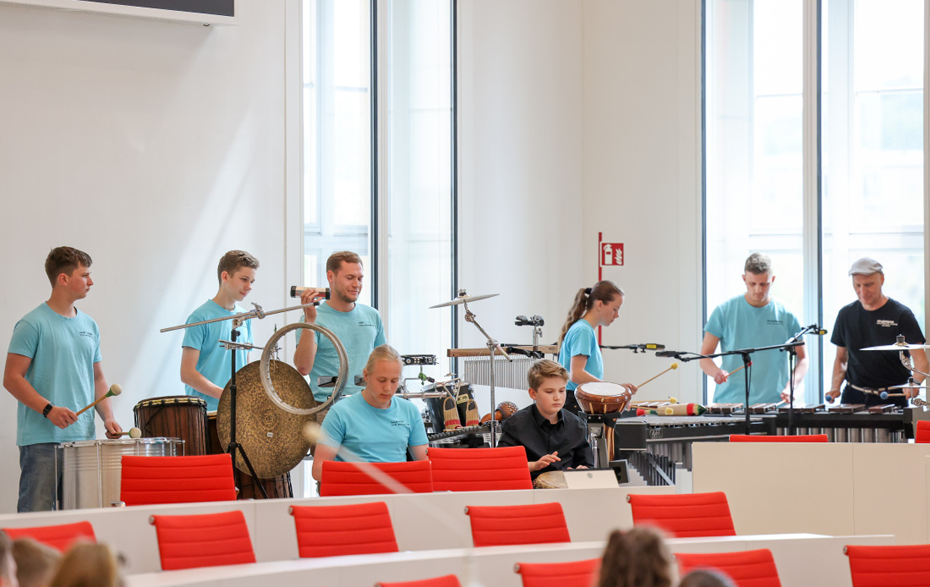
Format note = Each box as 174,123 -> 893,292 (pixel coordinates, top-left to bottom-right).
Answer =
207,411 -> 292,499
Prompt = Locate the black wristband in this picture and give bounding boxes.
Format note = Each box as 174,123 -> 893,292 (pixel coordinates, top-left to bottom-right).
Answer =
42,403 -> 53,418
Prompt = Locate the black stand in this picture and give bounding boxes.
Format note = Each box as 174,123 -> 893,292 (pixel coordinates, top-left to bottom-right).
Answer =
786,345 -> 798,435
225,322 -> 268,499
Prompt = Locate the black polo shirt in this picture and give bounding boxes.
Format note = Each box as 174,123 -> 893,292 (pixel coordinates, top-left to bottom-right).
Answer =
497,404 -> 595,479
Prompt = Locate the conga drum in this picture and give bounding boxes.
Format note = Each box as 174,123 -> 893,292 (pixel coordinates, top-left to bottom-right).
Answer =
133,396 -> 208,455
207,411 -> 293,500
533,470 -> 567,489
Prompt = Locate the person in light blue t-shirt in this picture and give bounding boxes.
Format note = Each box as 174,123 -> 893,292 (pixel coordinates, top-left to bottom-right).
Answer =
4,247 -> 122,512
700,253 -> 808,405
180,250 -> 260,412
294,251 -> 386,409
557,281 -> 638,417
312,345 -> 428,482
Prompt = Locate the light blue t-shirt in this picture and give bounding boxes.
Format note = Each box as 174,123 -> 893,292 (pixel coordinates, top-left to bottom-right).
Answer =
558,319 -> 603,392
318,392 -> 428,462
8,303 -> 102,446
182,299 -> 253,411
298,302 -> 386,402
705,295 -> 803,404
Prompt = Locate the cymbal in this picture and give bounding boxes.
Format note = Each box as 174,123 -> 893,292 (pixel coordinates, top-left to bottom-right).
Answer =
429,293 -> 499,309
887,381 -> 928,389
216,360 -> 316,478
860,343 -> 930,351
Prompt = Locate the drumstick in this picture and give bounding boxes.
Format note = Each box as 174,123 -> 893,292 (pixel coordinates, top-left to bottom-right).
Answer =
728,363 -> 750,378
637,363 -> 679,388
75,384 -> 122,416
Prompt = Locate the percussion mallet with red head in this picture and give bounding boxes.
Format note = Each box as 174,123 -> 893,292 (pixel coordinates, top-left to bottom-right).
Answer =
75,384 -> 122,416
637,363 -> 679,389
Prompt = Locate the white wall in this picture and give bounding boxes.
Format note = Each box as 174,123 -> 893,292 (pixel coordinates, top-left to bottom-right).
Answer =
0,1 -> 297,512
457,0 -> 703,406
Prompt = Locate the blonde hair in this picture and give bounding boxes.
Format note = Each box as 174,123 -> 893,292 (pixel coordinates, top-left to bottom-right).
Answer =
364,344 -> 403,375
13,537 -> 61,587
49,543 -> 122,587
527,359 -> 569,390
596,527 -> 674,587
559,281 -> 624,344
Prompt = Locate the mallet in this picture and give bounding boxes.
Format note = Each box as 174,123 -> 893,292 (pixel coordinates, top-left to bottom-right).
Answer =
118,427 -> 142,439
75,384 -> 122,416
636,363 -> 679,389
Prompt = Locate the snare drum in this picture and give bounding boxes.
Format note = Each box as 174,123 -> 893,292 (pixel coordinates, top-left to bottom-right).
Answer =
206,412 -> 292,499
58,438 -> 181,509
575,382 -> 632,414
134,396 -> 208,455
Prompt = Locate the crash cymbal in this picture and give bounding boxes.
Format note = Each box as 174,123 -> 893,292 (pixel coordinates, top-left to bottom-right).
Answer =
429,293 -> 499,309
860,343 -> 930,351
217,360 -> 316,478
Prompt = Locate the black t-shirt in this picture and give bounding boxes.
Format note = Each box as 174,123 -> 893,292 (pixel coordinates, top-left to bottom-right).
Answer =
831,298 -> 925,388
497,404 -> 594,479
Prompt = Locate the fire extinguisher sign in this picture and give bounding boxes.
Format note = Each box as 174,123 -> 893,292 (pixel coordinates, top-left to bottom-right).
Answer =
601,242 -> 624,266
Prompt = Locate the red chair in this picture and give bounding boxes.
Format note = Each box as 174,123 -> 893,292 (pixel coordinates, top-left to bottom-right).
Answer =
676,549 -> 782,587
120,454 -> 237,506
1,521 -> 96,552
514,558 -> 600,587
290,501 -> 398,558
915,421 -> 930,443
844,544 -> 930,586
319,460 -> 433,497
465,502 -> 570,547
729,434 -> 828,442
428,446 -> 533,492
627,492 -> 736,538
149,510 -> 256,571
376,575 -> 461,587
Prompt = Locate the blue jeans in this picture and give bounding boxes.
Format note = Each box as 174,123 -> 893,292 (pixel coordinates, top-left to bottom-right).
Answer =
18,443 -> 61,512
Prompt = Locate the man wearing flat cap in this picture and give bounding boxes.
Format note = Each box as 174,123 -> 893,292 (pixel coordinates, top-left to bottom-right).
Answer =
828,257 -> 928,407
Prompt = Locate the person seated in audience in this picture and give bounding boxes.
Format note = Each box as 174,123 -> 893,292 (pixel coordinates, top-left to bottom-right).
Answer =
311,344 -> 428,481
596,527 -> 675,587
0,532 -> 17,587
12,538 -> 59,587
48,543 -> 121,587
497,359 -> 594,479
678,570 -> 737,587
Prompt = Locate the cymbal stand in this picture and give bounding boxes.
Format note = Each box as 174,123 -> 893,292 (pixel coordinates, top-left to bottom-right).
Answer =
461,298 -> 512,446
223,317 -> 268,499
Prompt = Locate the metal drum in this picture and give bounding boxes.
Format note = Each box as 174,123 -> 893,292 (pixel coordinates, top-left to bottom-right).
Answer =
59,438 -> 181,509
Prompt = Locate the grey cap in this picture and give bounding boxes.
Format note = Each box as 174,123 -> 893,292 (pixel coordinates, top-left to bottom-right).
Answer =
848,257 -> 883,276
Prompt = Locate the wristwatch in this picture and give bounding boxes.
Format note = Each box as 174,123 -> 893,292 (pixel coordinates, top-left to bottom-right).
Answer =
42,403 -> 53,418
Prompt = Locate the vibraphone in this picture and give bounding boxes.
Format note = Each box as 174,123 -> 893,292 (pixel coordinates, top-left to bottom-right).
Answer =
609,414 -> 769,485
770,405 -> 930,442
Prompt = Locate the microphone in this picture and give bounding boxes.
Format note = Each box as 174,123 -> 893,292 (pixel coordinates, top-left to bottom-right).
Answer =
806,325 -> 828,336
655,350 -> 679,358
515,315 -> 544,327
290,286 -> 331,299
601,343 -> 666,351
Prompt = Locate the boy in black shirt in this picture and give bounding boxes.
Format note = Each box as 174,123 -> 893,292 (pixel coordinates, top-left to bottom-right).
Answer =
497,359 -> 594,479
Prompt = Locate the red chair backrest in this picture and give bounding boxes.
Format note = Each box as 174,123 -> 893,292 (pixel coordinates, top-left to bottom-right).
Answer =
376,574 -> 462,587
729,434 -> 828,442
915,421 -> 930,443
627,492 -> 736,538
428,446 -> 533,492
844,544 -> 930,586
320,460 -> 433,497
120,454 -> 237,505
149,510 -> 256,571
290,501 -> 398,558
514,558 -> 600,587
676,549 -> 782,587
466,502 -> 570,547
1,521 -> 96,552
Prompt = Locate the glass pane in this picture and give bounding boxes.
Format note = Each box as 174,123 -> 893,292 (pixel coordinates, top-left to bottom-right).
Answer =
705,0 -> 806,403
386,0 -> 454,382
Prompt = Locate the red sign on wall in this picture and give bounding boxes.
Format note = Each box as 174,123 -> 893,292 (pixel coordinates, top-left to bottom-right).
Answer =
601,243 -> 624,266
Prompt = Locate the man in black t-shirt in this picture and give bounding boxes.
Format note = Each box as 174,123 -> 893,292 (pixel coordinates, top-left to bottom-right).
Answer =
829,257 -> 928,407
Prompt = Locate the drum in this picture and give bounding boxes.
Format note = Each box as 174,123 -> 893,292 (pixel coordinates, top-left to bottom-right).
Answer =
575,382 -> 632,414
58,438 -> 181,509
133,396 -> 208,456
533,470 -> 567,489
207,411 -> 292,500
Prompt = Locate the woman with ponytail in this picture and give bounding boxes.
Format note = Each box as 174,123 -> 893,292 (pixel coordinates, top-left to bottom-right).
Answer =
557,281 -> 637,416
